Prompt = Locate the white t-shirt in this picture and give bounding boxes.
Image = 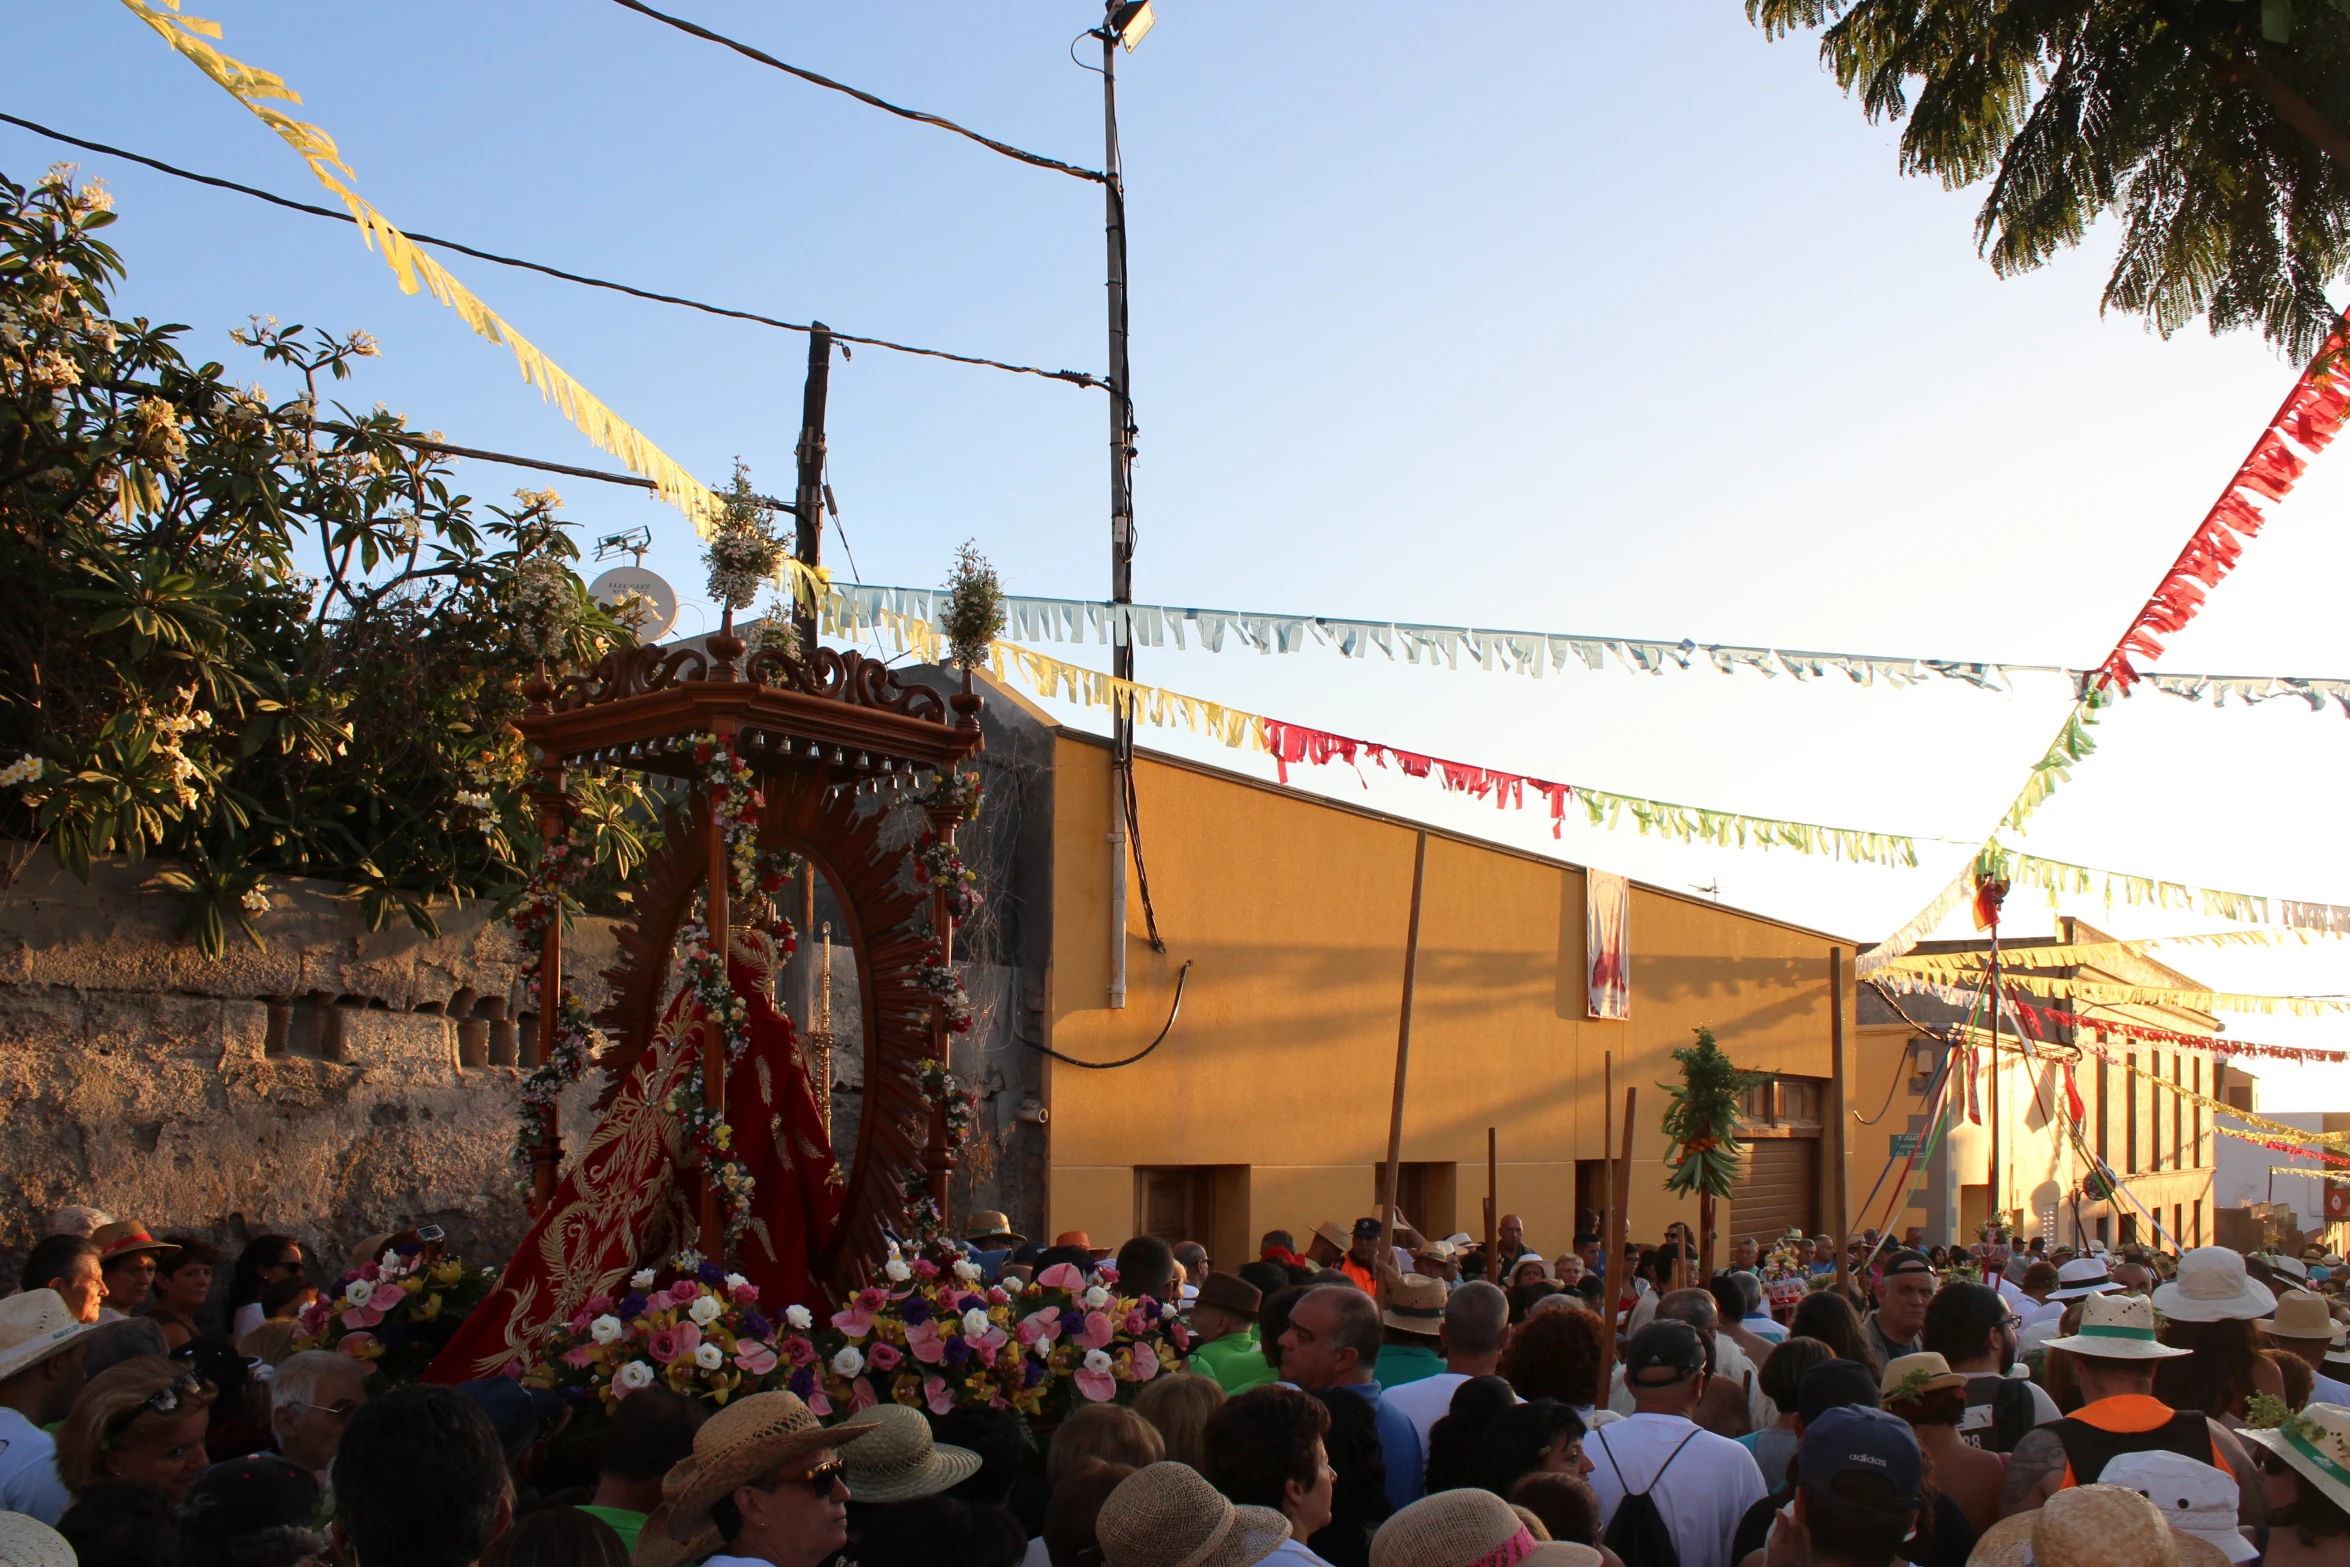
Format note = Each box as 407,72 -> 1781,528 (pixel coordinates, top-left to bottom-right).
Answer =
1266,1538 -> 1335,1567
1740,1312 -> 1789,1345
1584,1412 -> 1766,1567
1020,1537 -> 1051,1567
1381,1370 -> 1470,1471
232,1300 -> 267,1340
1608,1336 -> 1771,1433
0,1408 -> 71,1525
2309,1369 -> 2350,1408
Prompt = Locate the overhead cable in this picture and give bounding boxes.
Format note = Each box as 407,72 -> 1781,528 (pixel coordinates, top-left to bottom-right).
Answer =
0,110 -> 1104,392
608,0 -> 1108,184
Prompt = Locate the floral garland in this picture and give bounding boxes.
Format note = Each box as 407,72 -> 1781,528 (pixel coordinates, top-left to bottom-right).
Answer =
509,831 -> 599,1197
911,769 -> 985,928
912,955 -> 975,1035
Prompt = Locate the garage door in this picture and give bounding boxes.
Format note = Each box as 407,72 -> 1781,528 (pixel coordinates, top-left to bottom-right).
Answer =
1730,1138 -> 1819,1249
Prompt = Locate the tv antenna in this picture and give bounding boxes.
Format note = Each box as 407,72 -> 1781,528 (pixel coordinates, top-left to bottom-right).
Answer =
1689,879 -> 1722,903
594,525 -> 654,565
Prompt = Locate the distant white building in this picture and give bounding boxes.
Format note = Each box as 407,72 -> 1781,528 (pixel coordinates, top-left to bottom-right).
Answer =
2211,1063 -> 2348,1249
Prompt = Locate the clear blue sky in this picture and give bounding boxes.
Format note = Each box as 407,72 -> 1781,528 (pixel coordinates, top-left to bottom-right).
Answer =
12,2 -> 2347,1101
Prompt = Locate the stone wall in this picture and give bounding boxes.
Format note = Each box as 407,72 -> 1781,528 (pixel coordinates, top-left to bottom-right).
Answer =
0,852 -> 616,1287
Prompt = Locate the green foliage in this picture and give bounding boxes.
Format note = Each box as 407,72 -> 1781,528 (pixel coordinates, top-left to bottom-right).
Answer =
1660,1026 -> 1769,1200
0,166 -> 658,954
940,540 -> 1006,672
1748,1 -> 2350,360
703,459 -> 782,613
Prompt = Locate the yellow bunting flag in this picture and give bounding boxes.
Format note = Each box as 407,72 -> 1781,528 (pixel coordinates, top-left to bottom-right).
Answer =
1877,960 -> 2350,1018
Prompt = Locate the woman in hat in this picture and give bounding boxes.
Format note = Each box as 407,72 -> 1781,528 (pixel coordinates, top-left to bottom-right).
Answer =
2238,1403 -> 2350,1566
1095,1462 -> 1293,1567
2152,1248 -> 2286,1424
838,1401 -> 985,1562
634,1390 -> 879,1567
1878,1353 -> 2004,1536
1367,1487 -> 1599,1567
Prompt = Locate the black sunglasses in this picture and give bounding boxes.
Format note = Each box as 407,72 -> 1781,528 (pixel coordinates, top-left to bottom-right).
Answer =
752,1460 -> 845,1501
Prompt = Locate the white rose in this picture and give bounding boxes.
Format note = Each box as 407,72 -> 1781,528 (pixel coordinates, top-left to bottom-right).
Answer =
689,1294 -> 723,1326
590,1315 -> 623,1345
953,1259 -> 981,1281
1082,1286 -> 1111,1309
694,1342 -> 725,1370
833,1346 -> 865,1377
1000,1276 -> 1023,1296
1160,1301 -> 1180,1320
344,1280 -> 375,1308
785,1304 -> 814,1330
631,1269 -> 657,1290
1083,1349 -> 1113,1375
961,1308 -> 991,1338
885,1259 -> 912,1283
725,1272 -> 749,1291
618,1360 -> 655,1390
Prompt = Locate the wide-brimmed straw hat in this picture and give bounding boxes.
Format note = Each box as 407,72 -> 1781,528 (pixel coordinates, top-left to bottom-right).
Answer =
0,1512 -> 76,1567
2238,1401 -> 2350,1518
840,1404 -> 983,1504
1098,1462 -> 1290,1567
1311,1221 -> 1351,1253
2153,1248 -> 2277,1323
0,1290 -> 97,1383
637,1392 -> 877,1567
1966,1483 -> 2229,1567
1371,1487 -> 1601,1567
1194,1272 -> 1264,1318
2044,1293 -> 2191,1361
964,1211 -> 1025,1248
91,1221 -> 173,1265
2260,1288 -> 2346,1346
2096,1451 -> 2258,1564
1381,1274 -> 1446,1337
2049,1256 -> 2122,1300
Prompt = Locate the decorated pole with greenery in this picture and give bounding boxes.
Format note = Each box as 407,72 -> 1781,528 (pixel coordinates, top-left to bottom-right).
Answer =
1661,1026 -> 1768,1282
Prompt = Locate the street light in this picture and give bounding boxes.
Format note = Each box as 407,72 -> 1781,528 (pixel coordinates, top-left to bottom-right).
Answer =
1109,1 -> 1155,50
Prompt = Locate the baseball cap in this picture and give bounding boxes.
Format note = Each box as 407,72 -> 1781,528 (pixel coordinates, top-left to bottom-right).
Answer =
1878,1248 -> 1935,1279
1797,1405 -> 1924,1512
1623,1320 -> 1707,1387
1796,1358 -> 1883,1424
1352,1218 -> 1385,1240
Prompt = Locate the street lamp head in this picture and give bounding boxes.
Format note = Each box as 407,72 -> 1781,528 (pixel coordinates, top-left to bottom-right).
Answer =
1108,0 -> 1155,51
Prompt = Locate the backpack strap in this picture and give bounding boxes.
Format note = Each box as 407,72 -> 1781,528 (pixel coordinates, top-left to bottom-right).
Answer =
1597,1426 -> 1705,1498
1644,1430 -> 1703,1495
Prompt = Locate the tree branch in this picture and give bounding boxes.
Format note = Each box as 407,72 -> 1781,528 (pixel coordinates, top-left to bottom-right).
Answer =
2161,4 -> 2350,169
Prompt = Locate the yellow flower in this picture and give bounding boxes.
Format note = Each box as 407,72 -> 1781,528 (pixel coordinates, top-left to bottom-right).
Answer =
891,1376 -> 923,1408
876,1319 -> 908,1345
411,1293 -> 443,1322
430,1261 -> 464,1286
401,1277 -> 425,1295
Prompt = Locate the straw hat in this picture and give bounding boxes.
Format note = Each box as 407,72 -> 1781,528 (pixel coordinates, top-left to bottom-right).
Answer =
1879,1352 -> 1968,1404
1098,1462 -> 1289,1567
964,1211 -> 1025,1248
0,1290 -> 96,1382
2259,1288 -> 2346,1346
839,1404 -> 983,1504
2096,1451 -> 2258,1564
637,1392 -> 877,1567
2049,1256 -> 2122,1300
91,1220 -> 173,1265
1371,1487 -> 1601,1567
1966,1483 -> 2230,1567
2154,1249 -> 2277,1323
1311,1221 -> 1351,1253
2237,1402 -> 2350,1518
0,1513 -> 75,1567
2043,1293 -> 2191,1361
1381,1274 -> 1447,1337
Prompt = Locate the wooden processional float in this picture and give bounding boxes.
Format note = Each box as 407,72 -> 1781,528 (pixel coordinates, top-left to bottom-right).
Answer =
427,619 -> 984,1378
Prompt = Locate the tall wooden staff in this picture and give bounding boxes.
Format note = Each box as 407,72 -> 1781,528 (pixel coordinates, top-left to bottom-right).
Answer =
1379,833 -> 1429,1260
1607,1086 -> 1636,1353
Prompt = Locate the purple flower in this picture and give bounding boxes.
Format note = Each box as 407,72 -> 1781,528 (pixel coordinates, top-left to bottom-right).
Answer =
901,1295 -> 933,1325
943,1336 -> 974,1367
956,1293 -> 986,1314
788,1365 -> 817,1398
1022,1357 -> 1049,1388
698,1261 -> 726,1286
1059,1307 -> 1088,1336
741,1309 -> 772,1339
619,1292 -> 648,1320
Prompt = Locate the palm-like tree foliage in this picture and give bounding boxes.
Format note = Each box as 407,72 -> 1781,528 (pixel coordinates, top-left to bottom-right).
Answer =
1749,2 -> 2350,359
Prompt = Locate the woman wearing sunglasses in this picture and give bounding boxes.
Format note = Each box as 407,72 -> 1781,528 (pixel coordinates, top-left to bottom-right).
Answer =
55,1355 -> 214,1504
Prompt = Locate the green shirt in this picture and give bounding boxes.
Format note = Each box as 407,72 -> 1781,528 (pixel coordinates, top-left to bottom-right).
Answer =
1374,1342 -> 1445,1391
1189,1329 -> 1276,1395
577,1506 -> 647,1555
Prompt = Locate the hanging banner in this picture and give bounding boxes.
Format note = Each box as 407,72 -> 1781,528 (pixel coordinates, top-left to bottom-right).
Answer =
1586,870 -> 1631,1020
2002,996 -> 2348,1065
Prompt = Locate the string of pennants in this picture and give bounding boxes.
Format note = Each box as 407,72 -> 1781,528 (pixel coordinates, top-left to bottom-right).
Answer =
827,581 -> 2350,716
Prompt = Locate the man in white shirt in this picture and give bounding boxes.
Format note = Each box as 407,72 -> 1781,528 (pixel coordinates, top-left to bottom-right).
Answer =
1381,1280 -> 1510,1465
0,1289 -> 96,1524
1586,1321 -> 1765,1567
2019,1256 -> 2121,1355
1608,1289 -> 1770,1436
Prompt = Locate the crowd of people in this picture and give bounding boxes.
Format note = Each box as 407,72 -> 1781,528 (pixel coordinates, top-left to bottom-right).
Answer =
1,1203 -> 2347,1567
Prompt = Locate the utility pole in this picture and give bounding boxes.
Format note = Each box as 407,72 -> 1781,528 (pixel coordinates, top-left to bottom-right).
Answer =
1100,4 -> 1143,1008
790,323 -> 835,654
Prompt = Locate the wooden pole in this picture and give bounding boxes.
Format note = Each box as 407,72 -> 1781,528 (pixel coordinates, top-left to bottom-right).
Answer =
1607,1087 -> 1636,1349
1484,1127 -> 1499,1283
1600,1053 -> 1614,1273
1830,945 -> 1851,1299
789,324 -> 833,653
1380,833 -> 1429,1258
1699,1192 -> 1715,1286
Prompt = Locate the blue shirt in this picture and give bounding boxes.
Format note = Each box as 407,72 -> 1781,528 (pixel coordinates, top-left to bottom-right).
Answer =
1326,1379 -> 1425,1513
0,1407 -> 70,1525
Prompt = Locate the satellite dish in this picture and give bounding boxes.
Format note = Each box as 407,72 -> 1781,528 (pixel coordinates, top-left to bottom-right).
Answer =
588,566 -> 680,642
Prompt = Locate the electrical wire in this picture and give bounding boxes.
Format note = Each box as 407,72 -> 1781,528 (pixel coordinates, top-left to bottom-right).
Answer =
1022,959 -> 1192,1068
0,110 -> 1105,391
609,0 -> 1108,184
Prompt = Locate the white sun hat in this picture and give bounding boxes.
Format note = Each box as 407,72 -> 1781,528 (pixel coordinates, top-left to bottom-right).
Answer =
2043,1293 -> 2191,1361
2097,1449 -> 2258,1563
2151,1247 -> 2278,1324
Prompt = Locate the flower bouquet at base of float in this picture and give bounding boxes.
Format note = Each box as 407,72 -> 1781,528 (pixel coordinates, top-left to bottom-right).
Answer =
293,1244 -> 500,1384
1759,1228 -> 1812,1312
527,1253 -> 781,1412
